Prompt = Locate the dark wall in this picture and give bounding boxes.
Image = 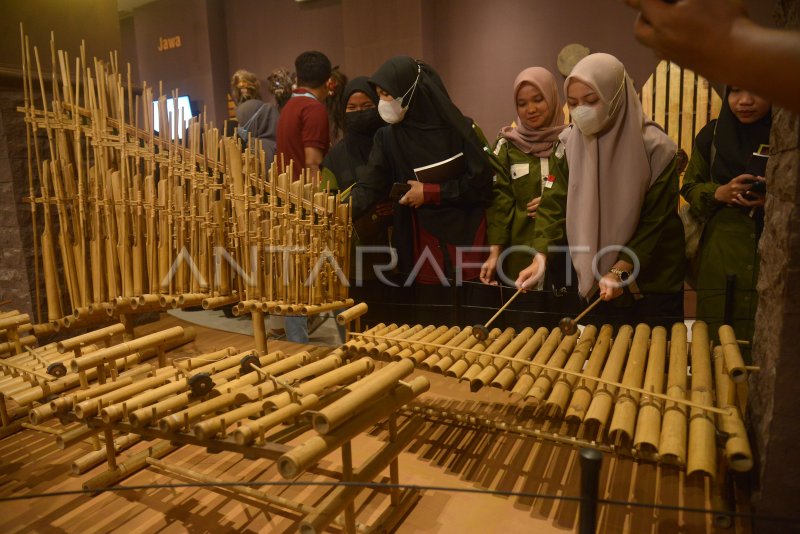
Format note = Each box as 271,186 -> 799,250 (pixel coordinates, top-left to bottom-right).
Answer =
132,0 -> 229,124
0,0 -> 121,75
224,0 -> 344,105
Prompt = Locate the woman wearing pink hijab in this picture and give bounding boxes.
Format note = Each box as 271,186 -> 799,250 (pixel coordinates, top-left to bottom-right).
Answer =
481,67 -> 567,285
516,53 -> 685,328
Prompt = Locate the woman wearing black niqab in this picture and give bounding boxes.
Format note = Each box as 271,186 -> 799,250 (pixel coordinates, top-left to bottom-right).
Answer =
350,56 -> 494,325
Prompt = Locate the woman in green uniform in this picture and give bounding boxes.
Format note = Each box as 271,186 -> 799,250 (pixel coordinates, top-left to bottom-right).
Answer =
681,87 -> 771,350
516,53 -> 685,328
481,67 -> 566,285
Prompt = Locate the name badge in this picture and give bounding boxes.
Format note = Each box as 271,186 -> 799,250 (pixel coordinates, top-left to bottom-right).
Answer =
511,163 -> 529,180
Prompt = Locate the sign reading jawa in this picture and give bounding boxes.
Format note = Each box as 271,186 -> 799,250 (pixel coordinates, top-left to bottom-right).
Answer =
157,35 -> 182,52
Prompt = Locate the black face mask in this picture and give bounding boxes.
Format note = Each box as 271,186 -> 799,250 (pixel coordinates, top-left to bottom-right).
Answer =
345,108 -> 384,136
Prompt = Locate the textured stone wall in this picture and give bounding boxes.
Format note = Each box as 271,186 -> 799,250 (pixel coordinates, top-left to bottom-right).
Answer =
0,77 -> 36,318
749,0 -> 800,522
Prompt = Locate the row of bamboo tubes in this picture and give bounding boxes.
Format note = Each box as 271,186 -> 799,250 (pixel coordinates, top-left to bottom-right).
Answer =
344,320 -> 751,477
18,29 -> 352,331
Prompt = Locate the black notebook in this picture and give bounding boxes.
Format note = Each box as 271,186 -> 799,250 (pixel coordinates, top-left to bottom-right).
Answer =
413,152 -> 464,183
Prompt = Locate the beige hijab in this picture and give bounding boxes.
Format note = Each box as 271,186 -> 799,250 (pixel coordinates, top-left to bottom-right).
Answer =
499,67 -> 566,157
563,53 -> 677,297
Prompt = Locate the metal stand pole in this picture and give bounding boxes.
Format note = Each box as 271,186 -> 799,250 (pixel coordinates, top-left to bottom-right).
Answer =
579,447 -> 602,534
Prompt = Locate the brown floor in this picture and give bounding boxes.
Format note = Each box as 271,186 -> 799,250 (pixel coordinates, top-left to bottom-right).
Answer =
0,314 -> 751,533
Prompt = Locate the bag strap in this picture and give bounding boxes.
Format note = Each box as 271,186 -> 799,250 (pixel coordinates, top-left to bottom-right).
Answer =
242,104 -> 266,130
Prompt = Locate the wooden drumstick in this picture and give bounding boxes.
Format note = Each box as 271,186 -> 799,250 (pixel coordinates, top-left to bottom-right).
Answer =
559,296 -> 602,335
473,288 -> 523,340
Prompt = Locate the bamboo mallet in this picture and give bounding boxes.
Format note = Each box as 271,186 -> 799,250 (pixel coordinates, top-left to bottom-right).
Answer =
473,288 -> 523,341
559,296 -> 603,335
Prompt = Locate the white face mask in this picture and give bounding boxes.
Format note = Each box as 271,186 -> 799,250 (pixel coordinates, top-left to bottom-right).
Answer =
570,104 -> 607,136
377,65 -> 421,124
570,75 -> 626,137
378,98 -> 406,124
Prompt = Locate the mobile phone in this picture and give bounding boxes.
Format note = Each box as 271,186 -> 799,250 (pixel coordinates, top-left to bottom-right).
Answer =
389,182 -> 411,201
747,179 -> 767,195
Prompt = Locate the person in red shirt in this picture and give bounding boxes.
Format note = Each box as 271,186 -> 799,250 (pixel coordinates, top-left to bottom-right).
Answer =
276,51 -> 331,180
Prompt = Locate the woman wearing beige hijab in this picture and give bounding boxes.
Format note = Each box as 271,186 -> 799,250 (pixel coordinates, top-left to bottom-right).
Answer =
516,53 -> 685,327
481,67 -> 567,285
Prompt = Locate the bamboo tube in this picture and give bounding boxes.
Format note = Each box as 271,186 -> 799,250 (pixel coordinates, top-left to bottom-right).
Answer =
509,328 -> 563,402
44,376 -> 136,420
70,326 -> 185,372
633,326 -> 668,452
445,328 -> 500,380
82,441 -> 178,491
367,324 -> 414,358
74,374 -> 169,419
299,416 -> 425,534
492,327 -> 548,389
659,322 -> 690,462
176,293 -> 206,307
56,323 -> 125,353
394,326 -> 450,362
0,335 -> 37,355
277,375 -> 429,479
71,433 -> 142,474
215,351 -> 310,396
405,326 -> 461,365
262,357 -> 374,411
472,327 -> 534,392
234,353 -> 343,404
608,324 -> 651,445
235,393 -> 320,446
542,325 -> 598,418
345,323 -> 390,356
56,424 -> 102,449
718,325 -> 747,383
421,326 -> 469,371
687,321 -> 717,478
100,376 -> 190,424
336,302 -> 368,325
301,299 -> 354,316
525,330 -> 580,404
313,359 -> 415,434
0,314 -> 31,330
430,326 -> 474,373
584,324 -> 634,428
462,327 -> 515,382
201,294 -> 239,310
712,347 -> 753,472
384,325 -> 435,360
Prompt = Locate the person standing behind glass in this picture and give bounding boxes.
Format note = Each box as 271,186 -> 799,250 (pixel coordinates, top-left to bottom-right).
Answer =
481,67 -> 567,285
681,87 -> 771,354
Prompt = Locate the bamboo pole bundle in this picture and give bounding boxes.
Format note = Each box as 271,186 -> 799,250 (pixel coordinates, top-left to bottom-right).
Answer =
312,359 -> 415,434
277,375 -> 429,479
542,325 -> 598,418
608,324 -> 652,445
56,323 -> 125,353
584,324 -> 634,428
633,326 -> 667,452
381,325 -> 434,360
524,330 -> 580,405
365,324 -> 413,358
74,374 -> 170,419
712,346 -> 753,472
508,328 -> 564,402
472,327 -> 535,392
234,353 -> 344,404
687,321 -> 717,478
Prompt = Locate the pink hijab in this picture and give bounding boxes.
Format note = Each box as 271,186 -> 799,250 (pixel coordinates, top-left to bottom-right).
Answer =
499,67 -> 566,157
562,53 -> 677,297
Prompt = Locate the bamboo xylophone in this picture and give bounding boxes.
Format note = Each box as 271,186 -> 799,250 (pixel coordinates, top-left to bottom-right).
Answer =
344,320 -> 752,477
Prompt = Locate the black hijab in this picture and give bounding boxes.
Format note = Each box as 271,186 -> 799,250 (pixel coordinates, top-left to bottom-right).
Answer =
321,77 -> 384,191
697,87 -> 772,184
367,57 -> 491,205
